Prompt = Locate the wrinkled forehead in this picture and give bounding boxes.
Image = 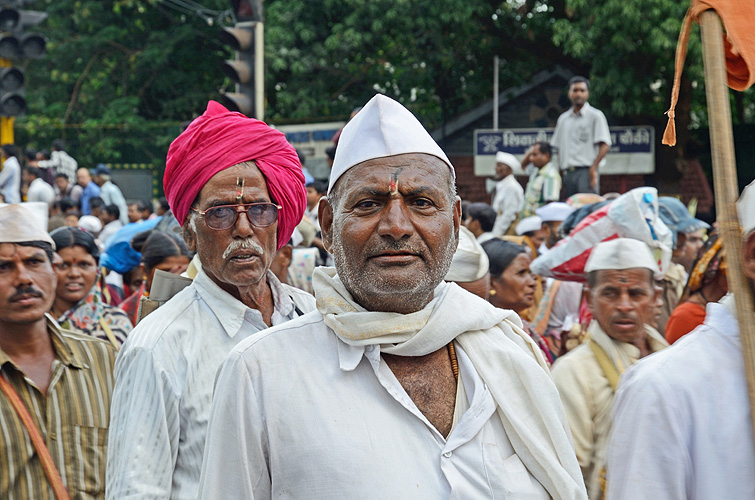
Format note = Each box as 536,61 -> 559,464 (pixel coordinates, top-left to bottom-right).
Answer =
337,153 -> 453,191
593,267 -> 654,288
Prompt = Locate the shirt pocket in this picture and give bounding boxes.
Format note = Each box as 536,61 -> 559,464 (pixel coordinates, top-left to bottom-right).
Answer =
61,424 -> 107,498
483,442 -> 551,500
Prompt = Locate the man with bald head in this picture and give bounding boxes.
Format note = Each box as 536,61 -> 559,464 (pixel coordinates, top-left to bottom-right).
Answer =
199,95 -> 586,499
106,101 -> 315,500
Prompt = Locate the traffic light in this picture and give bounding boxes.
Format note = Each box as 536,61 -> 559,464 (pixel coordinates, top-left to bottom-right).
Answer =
219,1 -> 264,119
0,3 -> 47,117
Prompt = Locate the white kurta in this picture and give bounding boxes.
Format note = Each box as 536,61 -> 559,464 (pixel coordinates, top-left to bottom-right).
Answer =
491,174 -> 523,236
606,297 -> 755,499
198,312 -> 553,499
106,268 -> 315,500
551,322 -> 667,499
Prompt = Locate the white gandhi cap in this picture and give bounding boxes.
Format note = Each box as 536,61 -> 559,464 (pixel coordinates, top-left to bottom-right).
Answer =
445,226 -> 489,282
516,216 -> 542,235
328,94 -> 454,194
585,238 -> 659,274
0,203 -> 54,248
738,179 -> 755,235
495,151 -> 521,171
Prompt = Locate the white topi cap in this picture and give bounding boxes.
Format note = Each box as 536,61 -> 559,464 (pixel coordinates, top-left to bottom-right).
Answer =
536,202 -> 575,223
0,203 -> 54,247
738,179 -> 755,235
445,226 -> 489,282
585,238 -> 659,274
495,151 -> 521,172
516,215 -> 543,236
328,94 -> 454,194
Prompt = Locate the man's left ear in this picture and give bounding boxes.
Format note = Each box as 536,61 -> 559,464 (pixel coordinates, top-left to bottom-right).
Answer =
319,196 -> 334,253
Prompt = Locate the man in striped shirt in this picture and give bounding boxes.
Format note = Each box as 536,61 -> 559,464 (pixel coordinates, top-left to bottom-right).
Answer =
520,141 -> 561,218
0,202 -> 116,499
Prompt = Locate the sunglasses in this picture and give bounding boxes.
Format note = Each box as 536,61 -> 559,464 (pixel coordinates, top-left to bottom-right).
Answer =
191,203 -> 282,231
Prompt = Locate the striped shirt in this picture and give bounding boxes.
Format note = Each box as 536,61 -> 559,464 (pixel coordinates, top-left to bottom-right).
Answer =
0,316 -> 116,500
521,162 -> 562,218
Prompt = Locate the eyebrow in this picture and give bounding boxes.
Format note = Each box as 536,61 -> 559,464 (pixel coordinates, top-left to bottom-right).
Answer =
348,186 -> 440,200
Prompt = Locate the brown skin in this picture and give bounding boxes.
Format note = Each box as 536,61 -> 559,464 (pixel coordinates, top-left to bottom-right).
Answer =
319,153 -> 461,437
543,221 -> 563,249
673,230 -> 705,273
183,162 -> 278,326
745,232 -> 755,286
127,204 -> 143,223
463,217 -> 484,238
269,244 -> 292,285
50,246 -> 98,318
588,268 -> 660,357
520,143 -> 551,170
305,186 -> 321,211
76,168 -> 92,188
0,244 -> 58,395
494,161 -> 513,181
489,253 -> 537,313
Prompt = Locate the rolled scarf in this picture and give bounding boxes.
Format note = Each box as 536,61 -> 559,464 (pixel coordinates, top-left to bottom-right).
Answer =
681,233 -> 726,302
164,101 -> 306,251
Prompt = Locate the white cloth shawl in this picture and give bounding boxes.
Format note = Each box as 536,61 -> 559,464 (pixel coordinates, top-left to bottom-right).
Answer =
313,266 -> 587,499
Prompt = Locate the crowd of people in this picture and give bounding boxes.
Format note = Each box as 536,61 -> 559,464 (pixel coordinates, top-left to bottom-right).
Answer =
0,82 -> 753,500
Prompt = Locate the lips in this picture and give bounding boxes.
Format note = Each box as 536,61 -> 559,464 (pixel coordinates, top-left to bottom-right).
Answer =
10,292 -> 42,305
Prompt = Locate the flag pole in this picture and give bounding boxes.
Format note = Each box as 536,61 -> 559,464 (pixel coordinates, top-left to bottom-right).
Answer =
699,10 -> 755,436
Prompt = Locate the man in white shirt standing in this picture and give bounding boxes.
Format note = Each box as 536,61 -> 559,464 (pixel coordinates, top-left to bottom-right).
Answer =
91,164 -> 129,225
491,150 -> 524,236
199,94 -> 586,500
0,144 -> 21,203
606,180 -> 755,499
106,101 -> 315,500
550,76 -> 611,198
23,166 -> 55,205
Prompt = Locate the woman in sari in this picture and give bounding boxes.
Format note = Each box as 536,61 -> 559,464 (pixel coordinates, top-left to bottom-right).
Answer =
50,226 -> 132,348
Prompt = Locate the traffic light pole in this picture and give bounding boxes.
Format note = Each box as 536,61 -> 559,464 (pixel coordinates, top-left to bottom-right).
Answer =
0,57 -> 12,144
253,20 -> 263,120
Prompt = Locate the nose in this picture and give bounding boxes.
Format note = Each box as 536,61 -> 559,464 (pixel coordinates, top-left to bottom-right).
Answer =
376,199 -> 413,241
232,205 -> 255,238
14,262 -> 33,286
615,290 -> 633,312
67,262 -> 82,278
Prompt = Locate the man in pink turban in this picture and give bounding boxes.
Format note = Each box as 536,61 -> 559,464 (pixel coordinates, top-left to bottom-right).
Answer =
107,101 -> 316,500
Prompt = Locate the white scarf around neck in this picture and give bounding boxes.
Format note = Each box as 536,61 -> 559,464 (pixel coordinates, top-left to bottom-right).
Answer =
313,267 -> 587,499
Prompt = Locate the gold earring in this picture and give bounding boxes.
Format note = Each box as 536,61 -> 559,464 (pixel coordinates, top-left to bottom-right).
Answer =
489,289 -> 497,296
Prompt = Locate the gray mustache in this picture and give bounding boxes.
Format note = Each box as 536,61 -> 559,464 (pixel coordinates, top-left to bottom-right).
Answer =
223,238 -> 265,260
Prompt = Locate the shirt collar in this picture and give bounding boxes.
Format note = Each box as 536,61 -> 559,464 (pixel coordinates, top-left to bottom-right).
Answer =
193,266 -> 295,338
571,101 -> 592,116
0,315 -> 88,372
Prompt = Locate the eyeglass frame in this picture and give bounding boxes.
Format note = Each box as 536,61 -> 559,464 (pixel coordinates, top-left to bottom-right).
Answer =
190,202 -> 283,231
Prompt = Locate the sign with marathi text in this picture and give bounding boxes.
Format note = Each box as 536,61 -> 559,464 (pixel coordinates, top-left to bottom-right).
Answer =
474,126 -> 655,177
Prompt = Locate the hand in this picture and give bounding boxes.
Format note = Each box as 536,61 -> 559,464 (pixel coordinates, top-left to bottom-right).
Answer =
589,168 -> 598,190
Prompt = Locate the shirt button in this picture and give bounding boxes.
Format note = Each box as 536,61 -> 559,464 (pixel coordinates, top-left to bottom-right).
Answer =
443,451 -> 452,458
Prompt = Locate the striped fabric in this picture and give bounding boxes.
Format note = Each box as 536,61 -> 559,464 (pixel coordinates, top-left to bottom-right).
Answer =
521,162 -> 562,219
0,316 -> 116,500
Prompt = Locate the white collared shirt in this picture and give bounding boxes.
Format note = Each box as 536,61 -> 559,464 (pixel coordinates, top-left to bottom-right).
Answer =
491,174 -> 523,236
607,298 -> 755,499
106,267 -> 315,500
550,102 -> 612,171
198,313 -> 550,499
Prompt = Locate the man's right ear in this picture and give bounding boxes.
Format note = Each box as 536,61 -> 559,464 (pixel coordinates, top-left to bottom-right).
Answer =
318,197 -> 334,253
182,219 -> 197,252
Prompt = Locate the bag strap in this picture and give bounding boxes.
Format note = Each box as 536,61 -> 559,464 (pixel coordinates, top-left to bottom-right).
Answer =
533,280 -> 562,336
98,317 -> 120,349
588,338 -> 621,392
0,374 -> 71,500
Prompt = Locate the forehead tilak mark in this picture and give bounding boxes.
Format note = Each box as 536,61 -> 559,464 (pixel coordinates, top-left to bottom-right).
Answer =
389,168 -> 403,196
235,177 -> 245,202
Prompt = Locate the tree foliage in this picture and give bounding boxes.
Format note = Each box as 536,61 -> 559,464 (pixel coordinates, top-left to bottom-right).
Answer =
10,0 -> 754,169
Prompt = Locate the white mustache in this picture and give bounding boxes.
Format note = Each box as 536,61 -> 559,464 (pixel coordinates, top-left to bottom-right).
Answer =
222,238 -> 265,260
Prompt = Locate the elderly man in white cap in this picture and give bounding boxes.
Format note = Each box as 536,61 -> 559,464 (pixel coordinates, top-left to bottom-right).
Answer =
198,94 -> 587,499
491,150 -> 524,237
0,203 -> 116,499
551,237 -> 668,499
606,181 -> 755,499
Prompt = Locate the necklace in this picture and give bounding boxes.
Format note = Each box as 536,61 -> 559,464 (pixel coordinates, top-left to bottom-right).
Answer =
447,342 -> 459,382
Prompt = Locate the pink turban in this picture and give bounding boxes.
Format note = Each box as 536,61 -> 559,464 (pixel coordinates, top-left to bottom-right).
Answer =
164,101 -> 306,251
